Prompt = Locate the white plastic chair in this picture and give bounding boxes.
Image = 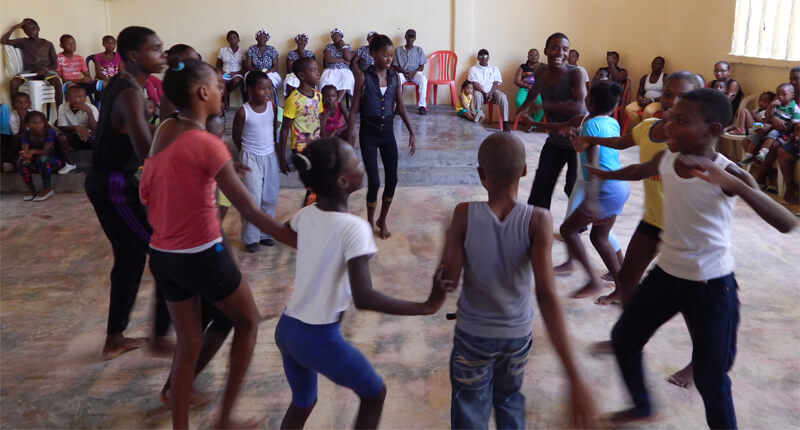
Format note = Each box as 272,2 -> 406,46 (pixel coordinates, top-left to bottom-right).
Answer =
4,45 -> 58,121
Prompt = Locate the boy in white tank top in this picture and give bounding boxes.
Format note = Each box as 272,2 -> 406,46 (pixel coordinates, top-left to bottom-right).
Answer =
232,71 -> 279,252
439,133 -> 595,428
588,89 -> 796,428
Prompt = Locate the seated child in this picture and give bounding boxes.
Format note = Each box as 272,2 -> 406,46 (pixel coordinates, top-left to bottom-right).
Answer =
1,103 -> 13,172
17,111 -> 61,201
741,83 -> 799,168
320,85 -> 349,138
232,71 -> 280,252
92,35 -> 121,91
57,34 -> 94,101
217,30 -> 245,110
725,91 -> 774,135
4,93 -> 32,172
456,80 -> 483,122
440,132 -> 594,428
55,85 -> 99,174
276,137 -> 446,429
1,18 -> 64,105
711,80 -> 726,93
146,98 -> 159,127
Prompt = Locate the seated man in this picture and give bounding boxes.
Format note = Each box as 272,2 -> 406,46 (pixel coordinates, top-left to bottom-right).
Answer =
468,49 -> 510,131
593,51 -> 628,86
1,18 -> 63,106
393,29 -> 428,115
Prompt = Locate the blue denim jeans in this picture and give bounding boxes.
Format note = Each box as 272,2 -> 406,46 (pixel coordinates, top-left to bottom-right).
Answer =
611,266 -> 739,429
450,327 -> 532,429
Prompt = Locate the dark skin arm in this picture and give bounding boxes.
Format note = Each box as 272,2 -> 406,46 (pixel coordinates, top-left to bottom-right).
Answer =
268,55 -> 278,74
585,149 -> 665,181
526,113 -> 584,133
513,66 -> 532,89
572,132 -> 637,152
231,107 -> 245,151
636,75 -> 650,107
765,99 -> 788,132
394,74 -> 416,155
347,255 -> 445,315
518,68 -> 586,119
112,87 -> 152,162
607,64 -> 627,84
346,72 -> 365,145
724,80 -> 741,103
215,57 -> 223,72
277,116 -> 291,174
1,21 -> 24,45
440,203 -> 467,286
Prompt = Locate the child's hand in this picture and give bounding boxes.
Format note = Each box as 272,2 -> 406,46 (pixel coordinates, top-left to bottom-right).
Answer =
676,154 -> 734,187
772,117 -> 787,132
278,158 -> 289,175
557,126 -> 577,137
583,164 -> 609,179
233,161 -> 252,176
424,266 -> 449,314
18,149 -> 32,160
408,134 -> 416,156
568,379 -> 597,428
571,135 -> 590,153
433,264 -> 457,293
75,126 -> 90,142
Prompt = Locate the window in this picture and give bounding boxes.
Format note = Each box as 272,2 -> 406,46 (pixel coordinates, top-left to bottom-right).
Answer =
730,0 -> 800,61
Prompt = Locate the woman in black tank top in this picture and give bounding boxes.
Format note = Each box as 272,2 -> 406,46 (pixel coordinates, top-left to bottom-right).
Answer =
84,26 -> 168,361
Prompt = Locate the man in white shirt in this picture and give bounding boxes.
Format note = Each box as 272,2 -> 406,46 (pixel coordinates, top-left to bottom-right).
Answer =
468,49 -> 510,131
393,29 -> 428,115
568,49 -> 590,89
55,85 -> 98,174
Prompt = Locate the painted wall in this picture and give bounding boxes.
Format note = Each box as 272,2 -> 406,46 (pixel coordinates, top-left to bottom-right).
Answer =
1,0 -> 796,108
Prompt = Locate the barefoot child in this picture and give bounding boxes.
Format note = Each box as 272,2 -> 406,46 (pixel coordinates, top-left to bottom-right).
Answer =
591,89 -> 796,427
232,71 -> 280,253
440,133 -> 595,428
276,137 -> 446,429
456,80 -> 483,122
725,91 -> 773,136
140,57 -> 296,429
17,111 -> 61,201
347,34 -> 416,239
320,85 -> 349,138
279,57 -> 323,206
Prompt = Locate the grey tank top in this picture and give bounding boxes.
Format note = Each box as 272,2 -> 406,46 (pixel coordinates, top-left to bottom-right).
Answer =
456,201 -> 535,339
535,64 -> 582,149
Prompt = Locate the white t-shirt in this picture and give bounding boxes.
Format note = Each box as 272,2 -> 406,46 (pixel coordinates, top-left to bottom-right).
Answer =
285,204 -> 378,324
217,46 -> 244,74
57,103 -> 99,127
9,110 -> 27,135
468,64 -> 503,93
657,151 -> 737,281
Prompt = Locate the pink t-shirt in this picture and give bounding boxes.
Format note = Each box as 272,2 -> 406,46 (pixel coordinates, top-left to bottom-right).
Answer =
143,75 -> 163,105
56,53 -> 88,80
93,52 -> 121,79
140,130 -> 231,251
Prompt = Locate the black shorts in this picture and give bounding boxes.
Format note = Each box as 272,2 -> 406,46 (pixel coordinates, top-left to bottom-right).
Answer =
149,243 -> 242,302
635,220 -> 662,241
60,131 -> 94,150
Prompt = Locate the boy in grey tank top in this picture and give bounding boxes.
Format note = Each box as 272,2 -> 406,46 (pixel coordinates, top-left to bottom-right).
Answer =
440,133 -> 594,428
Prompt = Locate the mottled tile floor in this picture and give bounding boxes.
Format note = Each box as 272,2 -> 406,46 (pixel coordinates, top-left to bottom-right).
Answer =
1,108 -> 799,429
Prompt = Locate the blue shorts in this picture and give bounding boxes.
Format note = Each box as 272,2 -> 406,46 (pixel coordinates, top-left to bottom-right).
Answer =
274,313 -> 384,408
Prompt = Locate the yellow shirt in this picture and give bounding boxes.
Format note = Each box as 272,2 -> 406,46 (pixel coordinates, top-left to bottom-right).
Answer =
457,93 -> 473,111
631,118 -> 667,228
283,89 -> 323,151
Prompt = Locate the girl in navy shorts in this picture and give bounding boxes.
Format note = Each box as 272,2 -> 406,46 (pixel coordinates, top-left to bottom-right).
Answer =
140,57 -> 295,429
277,137 -> 447,429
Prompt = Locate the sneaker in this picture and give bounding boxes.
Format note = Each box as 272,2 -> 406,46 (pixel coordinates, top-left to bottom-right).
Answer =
2,162 -> 14,173
474,110 -> 484,123
259,238 -> 276,247
58,163 -> 77,175
33,189 -> 54,201
755,152 -> 767,162
245,243 -> 259,253
737,156 -> 755,166
418,106 -> 427,115
23,194 -> 35,201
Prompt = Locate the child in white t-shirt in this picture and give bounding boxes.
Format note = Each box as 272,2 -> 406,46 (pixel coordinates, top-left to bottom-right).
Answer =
55,85 -> 98,174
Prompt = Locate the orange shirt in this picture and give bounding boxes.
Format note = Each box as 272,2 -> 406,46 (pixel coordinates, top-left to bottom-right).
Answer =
140,130 -> 231,251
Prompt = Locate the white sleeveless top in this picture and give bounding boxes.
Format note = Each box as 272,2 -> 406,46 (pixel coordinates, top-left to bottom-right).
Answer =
656,151 -> 737,281
241,102 -> 275,156
643,72 -> 665,99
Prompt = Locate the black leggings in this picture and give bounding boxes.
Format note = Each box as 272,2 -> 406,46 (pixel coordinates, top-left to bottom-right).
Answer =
527,140 -> 577,209
85,169 -> 170,336
360,117 -> 398,204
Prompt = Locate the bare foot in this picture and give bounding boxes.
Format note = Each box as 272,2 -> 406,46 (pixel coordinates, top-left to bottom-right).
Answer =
590,340 -> 613,355
553,260 -> 574,275
569,280 -> 604,299
102,335 -> 148,361
603,408 -> 655,427
596,290 -> 622,305
667,363 -> 693,389
376,218 -> 391,239
159,387 -> 215,408
149,336 -> 175,358
213,417 -> 265,430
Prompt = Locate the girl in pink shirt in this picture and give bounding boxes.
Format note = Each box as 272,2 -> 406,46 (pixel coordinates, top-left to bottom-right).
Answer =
139,57 -> 295,429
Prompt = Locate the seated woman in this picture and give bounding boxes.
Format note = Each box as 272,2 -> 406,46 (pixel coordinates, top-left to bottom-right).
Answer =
284,33 -> 315,97
244,29 -> 281,96
320,28 -> 355,103
513,48 -> 543,127
709,61 -> 743,116
351,31 -> 376,76
216,30 -> 246,110
593,51 -> 628,86
624,56 -> 665,127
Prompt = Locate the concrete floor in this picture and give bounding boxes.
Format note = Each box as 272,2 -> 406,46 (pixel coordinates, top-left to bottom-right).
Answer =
1,106 -> 799,429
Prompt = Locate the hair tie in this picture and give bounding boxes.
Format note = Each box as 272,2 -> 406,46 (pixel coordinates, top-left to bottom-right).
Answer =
367,30 -> 377,38
296,153 -> 312,170
171,61 -> 185,72
331,28 -> 344,37
295,33 -> 308,43
256,29 -> 269,39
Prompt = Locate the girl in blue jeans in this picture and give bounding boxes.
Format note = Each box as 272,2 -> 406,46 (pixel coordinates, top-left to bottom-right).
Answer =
276,137 -> 446,429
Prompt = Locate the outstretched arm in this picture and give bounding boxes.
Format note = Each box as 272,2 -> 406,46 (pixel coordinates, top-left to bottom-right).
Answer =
348,255 -> 446,315
585,149 -> 664,181
572,133 -> 636,152
526,113 -> 584,133
440,203 -> 467,291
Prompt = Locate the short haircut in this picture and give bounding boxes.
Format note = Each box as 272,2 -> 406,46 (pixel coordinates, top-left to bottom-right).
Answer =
665,70 -> 704,90
245,70 -> 270,88
66,85 -> 86,97
715,61 -> 730,70
102,35 -> 115,43
569,49 -> 579,58
59,34 -> 74,44
12,92 -> 30,103
117,26 -> 156,63
477,133 -> 526,184
760,91 -> 776,100
292,57 -> 316,75
477,48 -> 489,57
545,32 -> 568,49
588,81 -> 623,113
226,30 -> 239,39
654,56 -> 665,63
777,82 -> 795,94
321,84 -> 337,95
680,88 -> 733,126
368,34 -> 393,53
606,51 -> 620,59
167,44 -> 199,61
23,110 -> 47,125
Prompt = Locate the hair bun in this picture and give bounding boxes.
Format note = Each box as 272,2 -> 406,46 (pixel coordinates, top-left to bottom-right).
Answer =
166,55 -> 184,71
292,153 -> 313,172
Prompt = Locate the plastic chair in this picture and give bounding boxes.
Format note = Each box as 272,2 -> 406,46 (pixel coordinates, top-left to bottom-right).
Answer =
5,45 -> 58,120
485,101 -> 504,131
401,80 -> 420,105
427,50 -> 457,107
717,93 -> 757,162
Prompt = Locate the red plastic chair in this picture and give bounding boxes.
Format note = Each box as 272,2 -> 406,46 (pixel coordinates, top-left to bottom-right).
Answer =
427,50 -> 458,107
401,80 -> 420,105
485,101 -> 504,131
